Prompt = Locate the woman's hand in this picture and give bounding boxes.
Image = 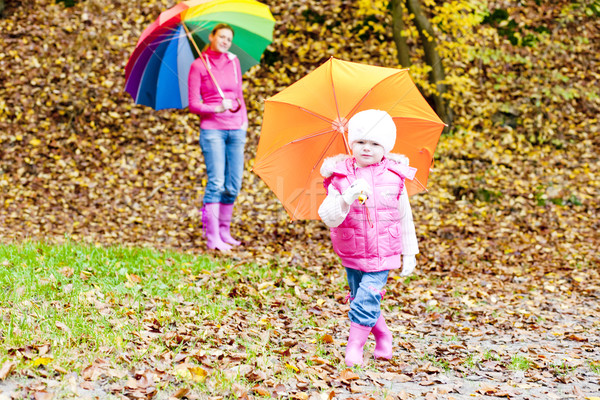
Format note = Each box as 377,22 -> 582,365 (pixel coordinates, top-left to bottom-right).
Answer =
215,99 -> 233,113
222,98 -> 233,110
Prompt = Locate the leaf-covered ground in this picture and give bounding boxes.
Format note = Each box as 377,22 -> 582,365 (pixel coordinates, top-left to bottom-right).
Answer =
1,0 -> 599,398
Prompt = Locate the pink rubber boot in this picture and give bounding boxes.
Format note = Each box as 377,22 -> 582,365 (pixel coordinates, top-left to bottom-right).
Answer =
219,203 -> 241,246
371,315 -> 393,360
345,322 -> 372,367
202,203 -> 232,251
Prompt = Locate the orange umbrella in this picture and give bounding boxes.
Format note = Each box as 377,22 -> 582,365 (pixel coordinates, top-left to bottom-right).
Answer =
253,57 -> 446,221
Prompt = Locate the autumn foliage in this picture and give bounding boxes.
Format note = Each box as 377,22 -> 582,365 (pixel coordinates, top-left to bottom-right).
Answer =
1,0 -> 600,398
1,0 -> 598,267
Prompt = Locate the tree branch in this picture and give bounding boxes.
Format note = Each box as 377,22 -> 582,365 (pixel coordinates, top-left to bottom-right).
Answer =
405,0 -> 453,128
391,0 -> 411,67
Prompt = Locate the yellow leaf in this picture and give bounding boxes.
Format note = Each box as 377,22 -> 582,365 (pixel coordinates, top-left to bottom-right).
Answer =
32,357 -> 53,367
285,363 -> 299,373
188,367 -> 208,383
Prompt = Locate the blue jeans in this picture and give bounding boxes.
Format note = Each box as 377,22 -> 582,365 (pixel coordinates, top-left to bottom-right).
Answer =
199,129 -> 246,204
346,268 -> 389,327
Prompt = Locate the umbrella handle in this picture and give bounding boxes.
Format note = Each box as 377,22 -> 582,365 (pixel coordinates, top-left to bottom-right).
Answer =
228,98 -> 242,113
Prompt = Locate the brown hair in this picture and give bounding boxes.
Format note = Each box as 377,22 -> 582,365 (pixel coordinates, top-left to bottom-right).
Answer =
212,23 -> 234,37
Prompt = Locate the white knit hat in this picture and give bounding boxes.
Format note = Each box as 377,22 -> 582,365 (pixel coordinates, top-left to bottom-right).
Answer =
347,109 -> 396,153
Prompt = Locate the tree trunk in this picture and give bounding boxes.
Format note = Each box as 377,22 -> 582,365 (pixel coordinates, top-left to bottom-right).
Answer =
391,0 -> 411,67
405,0 -> 453,128
0,0 -> 5,17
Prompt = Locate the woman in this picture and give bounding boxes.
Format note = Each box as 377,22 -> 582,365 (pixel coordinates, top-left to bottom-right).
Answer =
188,23 -> 248,251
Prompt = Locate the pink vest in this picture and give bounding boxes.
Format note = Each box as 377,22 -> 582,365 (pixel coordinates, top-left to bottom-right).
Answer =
324,157 -> 409,272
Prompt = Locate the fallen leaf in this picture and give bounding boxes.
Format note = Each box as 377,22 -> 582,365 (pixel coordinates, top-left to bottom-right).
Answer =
170,387 -> 189,399
33,391 -> 53,400
286,363 -> 300,373
55,321 -> 72,336
320,334 -> 334,344
32,357 -> 53,367
188,366 -> 208,383
340,369 -> 360,381
251,385 -> 270,396
0,361 -> 16,380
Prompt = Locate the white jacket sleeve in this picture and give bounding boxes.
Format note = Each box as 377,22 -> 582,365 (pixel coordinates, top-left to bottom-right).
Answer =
398,188 -> 419,255
318,185 -> 350,228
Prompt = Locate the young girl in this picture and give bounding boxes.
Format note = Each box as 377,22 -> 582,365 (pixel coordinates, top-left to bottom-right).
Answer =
318,109 -> 419,367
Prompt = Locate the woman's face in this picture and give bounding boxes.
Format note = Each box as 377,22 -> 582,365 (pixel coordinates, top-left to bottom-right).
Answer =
209,28 -> 233,53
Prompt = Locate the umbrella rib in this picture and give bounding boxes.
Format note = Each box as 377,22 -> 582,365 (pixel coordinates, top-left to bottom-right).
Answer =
263,102 -> 333,126
412,177 -> 428,193
289,123 -> 339,143
329,59 -> 342,123
268,106 -> 337,144
297,107 -> 334,124
139,22 -> 208,49
254,127 -> 336,167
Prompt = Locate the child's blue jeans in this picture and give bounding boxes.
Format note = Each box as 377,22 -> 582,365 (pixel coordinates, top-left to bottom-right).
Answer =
345,268 -> 389,327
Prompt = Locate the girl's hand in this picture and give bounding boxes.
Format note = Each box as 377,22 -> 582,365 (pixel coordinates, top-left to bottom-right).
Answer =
400,255 -> 416,276
342,178 -> 371,205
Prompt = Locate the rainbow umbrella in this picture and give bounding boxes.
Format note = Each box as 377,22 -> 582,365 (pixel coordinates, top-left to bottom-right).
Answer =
124,0 -> 275,110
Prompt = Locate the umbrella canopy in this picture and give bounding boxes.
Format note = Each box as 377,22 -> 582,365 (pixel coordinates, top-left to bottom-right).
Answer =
253,57 -> 446,221
124,0 -> 275,110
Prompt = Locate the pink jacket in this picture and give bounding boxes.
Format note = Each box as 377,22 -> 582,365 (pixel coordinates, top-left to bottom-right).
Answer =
321,155 -> 418,272
188,49 -> 248,130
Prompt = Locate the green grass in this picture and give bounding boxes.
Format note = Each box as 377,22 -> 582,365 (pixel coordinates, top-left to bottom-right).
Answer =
0,240 -> 321,397
483,350 -> 501,362
463,353 -> 478,368
550,360 -> 575,376
508,354 -> 531,371
1,242 -> 221,367
420,353 -> 451,371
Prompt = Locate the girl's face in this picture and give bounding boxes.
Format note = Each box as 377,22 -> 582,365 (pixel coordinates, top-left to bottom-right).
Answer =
351,140 -> 385,168
209,28 -> 233,53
